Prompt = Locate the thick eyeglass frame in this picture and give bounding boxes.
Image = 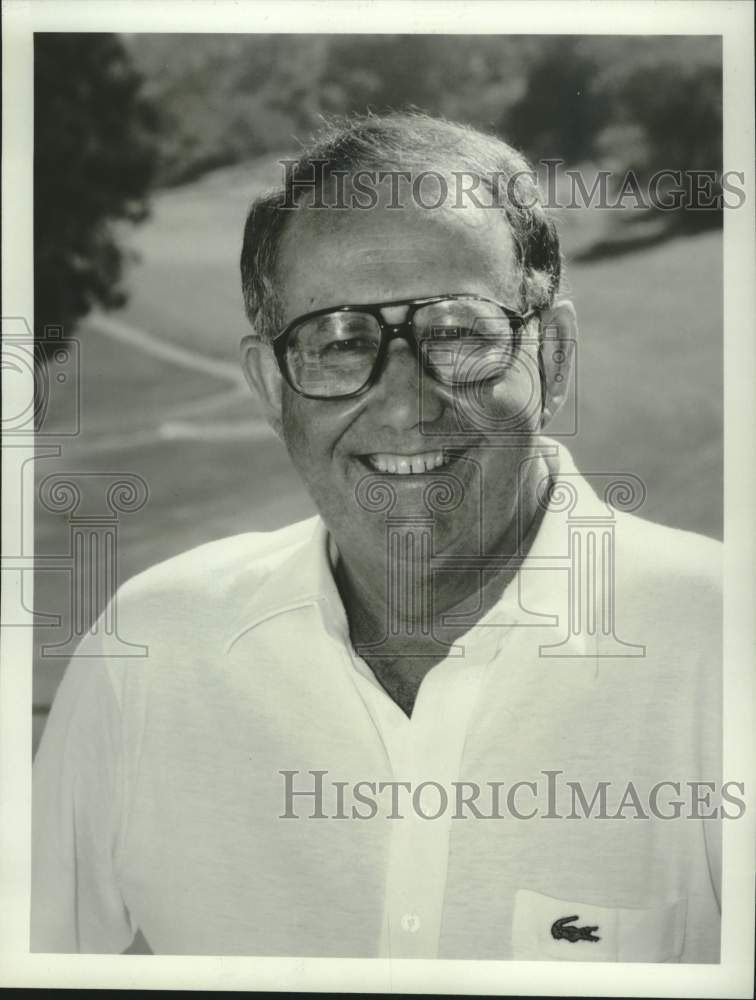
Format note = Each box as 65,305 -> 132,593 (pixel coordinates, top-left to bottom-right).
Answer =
271,293 -> 538,400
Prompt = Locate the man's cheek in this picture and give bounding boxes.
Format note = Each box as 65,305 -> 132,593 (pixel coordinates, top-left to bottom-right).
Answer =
500,352 -> 543,422
281,395 -> 317,471
448,372 -> 541,437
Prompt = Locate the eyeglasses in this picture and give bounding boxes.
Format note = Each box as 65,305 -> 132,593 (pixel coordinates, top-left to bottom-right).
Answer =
271,294 -> 536,400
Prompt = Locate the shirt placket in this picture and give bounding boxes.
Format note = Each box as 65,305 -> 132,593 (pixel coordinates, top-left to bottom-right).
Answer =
375,636 -> 504,959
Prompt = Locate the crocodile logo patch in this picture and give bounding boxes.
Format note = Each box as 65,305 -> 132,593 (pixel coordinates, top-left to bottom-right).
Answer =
550,914 -> 601,943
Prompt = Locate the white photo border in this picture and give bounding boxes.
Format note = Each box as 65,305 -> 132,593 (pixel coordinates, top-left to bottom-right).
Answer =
2,1 -> 754,995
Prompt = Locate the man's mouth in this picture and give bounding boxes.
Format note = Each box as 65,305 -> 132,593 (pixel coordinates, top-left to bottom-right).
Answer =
360,449 -> 460,475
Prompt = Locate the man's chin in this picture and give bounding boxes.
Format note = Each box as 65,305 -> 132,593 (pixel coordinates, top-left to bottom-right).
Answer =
326,457 -> 478,552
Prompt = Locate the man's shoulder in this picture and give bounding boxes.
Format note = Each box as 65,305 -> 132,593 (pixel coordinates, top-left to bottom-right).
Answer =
614,511 -> 721,614
116,516 -> 320,617
616,512 -> 720,575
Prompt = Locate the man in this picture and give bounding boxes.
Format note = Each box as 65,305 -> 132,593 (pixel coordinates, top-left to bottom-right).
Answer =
32,112 -> 722,960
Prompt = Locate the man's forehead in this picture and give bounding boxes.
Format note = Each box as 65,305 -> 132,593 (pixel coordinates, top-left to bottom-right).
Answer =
288,181 -> 514,237
276,197 -> 521,310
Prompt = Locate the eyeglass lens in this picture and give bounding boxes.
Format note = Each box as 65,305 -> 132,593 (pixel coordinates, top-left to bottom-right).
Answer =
285,298 -> 516,398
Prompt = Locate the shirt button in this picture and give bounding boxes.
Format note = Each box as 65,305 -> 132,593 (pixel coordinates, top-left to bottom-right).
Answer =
401,913 -> 421,933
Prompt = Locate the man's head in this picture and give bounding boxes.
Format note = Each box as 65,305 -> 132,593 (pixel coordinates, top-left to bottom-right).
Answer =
239,112 -> 576,563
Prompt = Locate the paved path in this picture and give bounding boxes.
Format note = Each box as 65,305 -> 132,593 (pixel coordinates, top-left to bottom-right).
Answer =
82,313 -> 271,450
90,312 -> 246,386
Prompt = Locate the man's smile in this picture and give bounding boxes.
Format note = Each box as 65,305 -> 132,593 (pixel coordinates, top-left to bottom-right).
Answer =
357,447 -> 469,475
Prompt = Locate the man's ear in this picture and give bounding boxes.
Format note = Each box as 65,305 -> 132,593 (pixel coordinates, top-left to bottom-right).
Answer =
536,300 -> 578,429
240,334 -> 284,439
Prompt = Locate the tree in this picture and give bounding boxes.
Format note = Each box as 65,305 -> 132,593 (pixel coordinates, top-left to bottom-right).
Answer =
34,34 -> 160,344
502,37 -> 612,163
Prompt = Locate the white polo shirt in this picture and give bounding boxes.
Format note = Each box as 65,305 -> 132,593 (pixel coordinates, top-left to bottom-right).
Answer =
32,442 -> 722,961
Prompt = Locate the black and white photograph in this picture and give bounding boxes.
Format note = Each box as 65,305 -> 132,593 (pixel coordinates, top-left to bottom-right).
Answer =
1,0 -> 754,994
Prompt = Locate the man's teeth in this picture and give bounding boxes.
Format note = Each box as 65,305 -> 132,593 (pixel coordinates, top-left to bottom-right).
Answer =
366,451 -> 451,475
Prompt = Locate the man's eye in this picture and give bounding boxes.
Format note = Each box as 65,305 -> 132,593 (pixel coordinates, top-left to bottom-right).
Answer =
425,325 -> 474,340
321,338 -> 374,354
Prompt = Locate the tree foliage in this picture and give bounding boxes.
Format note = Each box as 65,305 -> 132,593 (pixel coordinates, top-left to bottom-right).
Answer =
34,34 -> 160,341
34,32 -> 719,334
505,37 -> 722,210
125,34 -> 721,208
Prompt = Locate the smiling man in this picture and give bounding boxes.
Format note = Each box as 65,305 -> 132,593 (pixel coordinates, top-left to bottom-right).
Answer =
32,112 -> 723,961
240,134 -> 572,715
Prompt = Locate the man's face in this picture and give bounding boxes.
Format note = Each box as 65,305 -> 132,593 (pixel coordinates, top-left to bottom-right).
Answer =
259,197 -> 555,561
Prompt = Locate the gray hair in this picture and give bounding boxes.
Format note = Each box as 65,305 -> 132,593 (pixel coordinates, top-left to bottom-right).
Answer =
240,111 -> 562,341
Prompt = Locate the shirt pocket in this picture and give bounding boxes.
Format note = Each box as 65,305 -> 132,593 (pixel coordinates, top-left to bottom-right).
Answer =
511,888 -> 687,962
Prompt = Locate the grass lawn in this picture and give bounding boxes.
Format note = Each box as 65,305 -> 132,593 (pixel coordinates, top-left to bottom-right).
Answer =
32,158 -> 722,748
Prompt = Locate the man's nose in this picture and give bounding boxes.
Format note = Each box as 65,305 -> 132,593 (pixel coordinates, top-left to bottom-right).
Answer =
368,337 -> 443,428
379,304 -> 410,325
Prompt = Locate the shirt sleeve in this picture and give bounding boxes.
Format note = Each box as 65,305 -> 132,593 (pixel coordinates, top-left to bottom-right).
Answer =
31,627 -> 136,953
